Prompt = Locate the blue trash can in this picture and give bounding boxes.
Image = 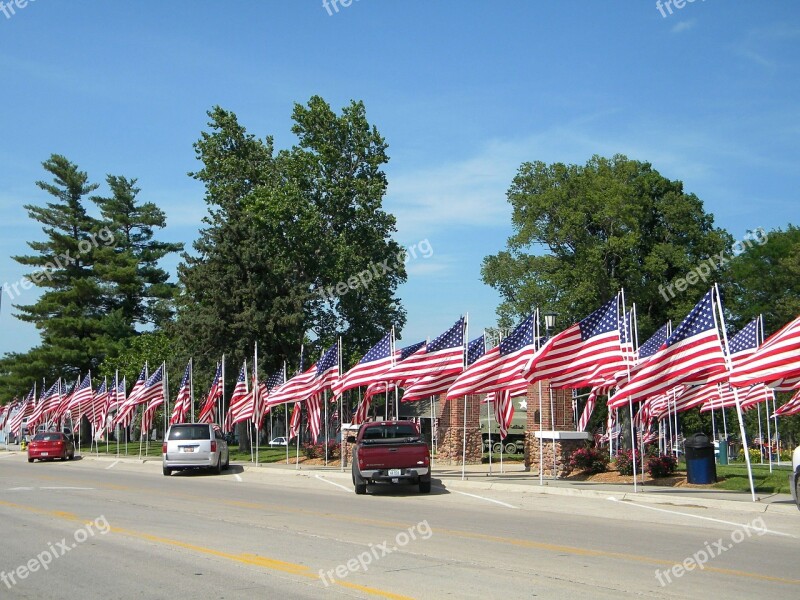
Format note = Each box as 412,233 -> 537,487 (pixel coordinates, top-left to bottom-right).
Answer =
684,433 -> 716,484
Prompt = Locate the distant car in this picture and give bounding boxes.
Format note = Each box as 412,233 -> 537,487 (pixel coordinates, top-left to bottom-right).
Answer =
162,423 -> 229,476
790,445 -> 800,511
269,437 -> 288,447
27,432 -> 75,462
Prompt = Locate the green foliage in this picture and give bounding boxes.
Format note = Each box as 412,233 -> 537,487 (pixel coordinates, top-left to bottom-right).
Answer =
569,446 -> 609,474
646,454 -> 678,478
719,224 -> 800,333
736,447 -> 762,464
175,98 -> 407,380
481,154 -> 732,338
614,449 -> 635,475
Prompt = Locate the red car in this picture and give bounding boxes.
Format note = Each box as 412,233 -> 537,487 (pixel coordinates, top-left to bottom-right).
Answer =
27,432 -> 75,462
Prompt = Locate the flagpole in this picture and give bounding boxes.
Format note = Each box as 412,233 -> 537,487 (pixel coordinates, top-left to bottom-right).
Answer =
221,354 -> 226,432
164,361 -> 169,444
295,402 -> 301,470
487,393 -> 493,475
255,343 -> 259,466
713,284 -> 756,501
765,393 -> 773,472
190,358 -> 194,423
620,290 -> 638,492
339,337 -> 344,472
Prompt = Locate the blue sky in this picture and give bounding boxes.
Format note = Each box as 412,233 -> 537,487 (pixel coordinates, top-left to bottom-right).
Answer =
1,1 -> 798,358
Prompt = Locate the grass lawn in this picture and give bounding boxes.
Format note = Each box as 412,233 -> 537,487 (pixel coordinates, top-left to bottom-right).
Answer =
711,462 -> 792,494
89,441 -> 300,463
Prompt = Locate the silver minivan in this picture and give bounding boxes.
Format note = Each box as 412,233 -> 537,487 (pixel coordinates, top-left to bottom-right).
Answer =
162,423 -> 229,476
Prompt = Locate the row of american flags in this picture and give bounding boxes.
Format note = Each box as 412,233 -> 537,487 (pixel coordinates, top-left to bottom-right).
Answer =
3,284 -> 800,444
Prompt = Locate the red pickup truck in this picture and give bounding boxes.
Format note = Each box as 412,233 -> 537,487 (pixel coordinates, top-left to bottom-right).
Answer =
348,421 -> 431,494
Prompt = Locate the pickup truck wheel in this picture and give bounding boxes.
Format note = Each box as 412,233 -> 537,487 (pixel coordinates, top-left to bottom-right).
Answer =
419,480 -> 431,493
795,474 -> 800,511
355,482 -> 367,495
353,467 -> 367,495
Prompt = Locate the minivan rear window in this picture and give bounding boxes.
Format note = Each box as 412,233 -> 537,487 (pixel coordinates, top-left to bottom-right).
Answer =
168,425 -> 210,441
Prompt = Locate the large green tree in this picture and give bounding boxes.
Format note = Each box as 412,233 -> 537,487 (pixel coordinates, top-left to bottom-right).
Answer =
92,175 -> 184,330
482,154 -> 733,338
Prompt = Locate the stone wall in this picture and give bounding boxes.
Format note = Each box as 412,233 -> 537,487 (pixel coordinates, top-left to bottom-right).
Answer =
524,382 -> 579,474
435,395 -> 483,465
525,437 -> 584,477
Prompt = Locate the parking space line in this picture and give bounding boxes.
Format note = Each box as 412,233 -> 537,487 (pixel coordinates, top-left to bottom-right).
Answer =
434,486 -> 518,509
234,474 -> 243,482
314,474 -> 351,493
105,461 -> 119,470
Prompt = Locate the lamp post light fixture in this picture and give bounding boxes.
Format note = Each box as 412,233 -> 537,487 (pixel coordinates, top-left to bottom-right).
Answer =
543,312 -> 558,336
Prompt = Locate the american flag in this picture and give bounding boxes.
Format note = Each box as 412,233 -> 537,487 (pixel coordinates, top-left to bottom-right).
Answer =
728,317 -> 761,364
288,402 -> 302,439
609,289 -> 728,408
306,393 -> 321,442
638,322 -> 670,361
384,317 -> 466,384
774,389 -> 800,417
730,315 -> 800,387
8,387 -> 35,435
28,380 -> 59,430
256,367 -> 286,425
487,389 -> 515,439
198,363 -> 222,423
447,316 -> 536,399
112,365 -> 147,427
333,331 -> 394,397
227,363 -> 252,428
137,364 -> 165,407
266,364 -> 317,407
170,362 -> 192,425
352,394 -> 372,425
68,373 -> 96,420
524,295 -> 625,389
577,388 -> 598,432
307,342 -> 340,397
403,335 -> 489,403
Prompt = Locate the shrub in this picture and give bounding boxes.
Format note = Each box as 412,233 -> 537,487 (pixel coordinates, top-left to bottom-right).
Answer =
736,447 -> 760,463
646,453 -> 678,479
569,446 -> 609,474
302,441 -> 340,460
614,449 -> 635,475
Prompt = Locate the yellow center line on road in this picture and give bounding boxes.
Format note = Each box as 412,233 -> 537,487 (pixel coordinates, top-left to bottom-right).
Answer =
0,499 -> 415,600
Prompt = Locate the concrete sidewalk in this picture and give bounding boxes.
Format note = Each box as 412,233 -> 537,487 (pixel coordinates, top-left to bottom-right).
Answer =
249,458 -> 799,514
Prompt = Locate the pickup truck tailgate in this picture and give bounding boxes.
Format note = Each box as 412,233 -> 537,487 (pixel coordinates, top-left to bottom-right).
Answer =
358,442 -> 428,470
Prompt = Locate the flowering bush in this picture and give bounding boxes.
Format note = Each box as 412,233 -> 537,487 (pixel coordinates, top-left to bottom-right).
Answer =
646,453 -> 678,479
614,449 -> 635,475
302,440 -> 340,460
569,446 -> 609,474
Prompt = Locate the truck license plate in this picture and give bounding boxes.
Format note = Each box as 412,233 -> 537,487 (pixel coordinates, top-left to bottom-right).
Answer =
388,468 -> 401,477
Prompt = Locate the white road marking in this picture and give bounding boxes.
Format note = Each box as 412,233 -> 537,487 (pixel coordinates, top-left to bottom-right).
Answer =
314,474 -> 351,493
8,487 -> 34,491
607,497 -> 796,538
105,461 -> 119,470
234,474 -> 243,482
435,486 -> 518,509
40,486 -> 94,491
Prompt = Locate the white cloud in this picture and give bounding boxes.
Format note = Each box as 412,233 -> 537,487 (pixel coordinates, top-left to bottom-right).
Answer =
671,19 -> 697,34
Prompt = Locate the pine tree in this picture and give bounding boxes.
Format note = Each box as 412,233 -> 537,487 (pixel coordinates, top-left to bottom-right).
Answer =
92,175 -> 183,329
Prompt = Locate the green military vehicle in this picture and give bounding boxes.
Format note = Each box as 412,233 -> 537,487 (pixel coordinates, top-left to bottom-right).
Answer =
479,395 -> 528,455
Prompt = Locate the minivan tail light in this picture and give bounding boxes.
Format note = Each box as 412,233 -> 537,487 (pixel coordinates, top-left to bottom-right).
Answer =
162,442 -> 167,453
211,441 -> 217,453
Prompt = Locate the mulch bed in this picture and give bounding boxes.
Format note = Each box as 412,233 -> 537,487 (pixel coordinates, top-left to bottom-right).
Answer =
565,469 -> 716,487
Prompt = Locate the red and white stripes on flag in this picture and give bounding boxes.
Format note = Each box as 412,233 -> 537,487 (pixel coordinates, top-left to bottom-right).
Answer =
383,317 -> 465,385
266,364 -> 317,408
487,389 -> 515,439
288,402 -> 302,439
609,289 -> 728,409
523,295 -> 626,389
198,363 -> 222,424
170,361 -> 192,425
334,332 -> 394,398
447,315 -> 536,399
226,363 -> 251,428
730,315 -> 800,387
112,365 -> 147,428
577,388 -> 599,432
306,393 -> 321,442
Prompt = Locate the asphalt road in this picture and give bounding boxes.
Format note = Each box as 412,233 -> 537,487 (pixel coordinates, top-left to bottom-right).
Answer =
1,452 -> 798,599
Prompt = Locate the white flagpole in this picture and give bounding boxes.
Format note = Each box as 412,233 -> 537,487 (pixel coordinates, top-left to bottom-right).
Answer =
339,337 -> 344,472
221,354 -> 226,432
190,358 -> 194,423
713,284 -> 756,501
295,402 -> 301,469
487,394 -> 493,475
163,361 -> 169,443
765,393 -> 773,472
255,343 -> 259,466
620,290 -> 638,492
461,315 -> 470,481
757,402 -> 764,465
